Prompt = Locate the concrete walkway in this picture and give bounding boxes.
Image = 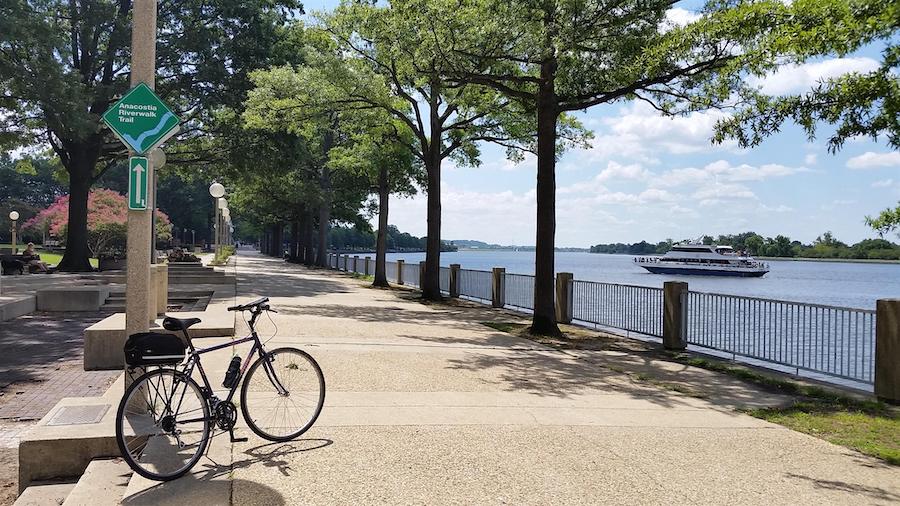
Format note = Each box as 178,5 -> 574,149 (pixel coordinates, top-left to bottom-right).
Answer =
143,250 -> 900,505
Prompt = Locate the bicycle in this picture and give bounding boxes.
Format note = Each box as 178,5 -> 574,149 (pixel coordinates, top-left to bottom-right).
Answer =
114,296 -> 325,481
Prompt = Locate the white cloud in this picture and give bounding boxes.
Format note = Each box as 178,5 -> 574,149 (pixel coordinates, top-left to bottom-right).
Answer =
652,160 -> 806,187
846,151 -> 900,170
804,153 -> 818,165
873,179 -> 895,188
832,199 -> 856,206
663,8 -> 702,29
755,57 -> 879,95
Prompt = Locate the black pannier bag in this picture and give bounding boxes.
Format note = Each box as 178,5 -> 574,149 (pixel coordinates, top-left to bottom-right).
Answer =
124,332 -> 187,366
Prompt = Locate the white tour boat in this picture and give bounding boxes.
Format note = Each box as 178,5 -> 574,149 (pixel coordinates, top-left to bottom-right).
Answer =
633,243 -> 769,277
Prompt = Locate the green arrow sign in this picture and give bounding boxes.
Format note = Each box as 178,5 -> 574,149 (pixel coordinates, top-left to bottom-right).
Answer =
102,83 -> 179,155
129,157 -> 149,210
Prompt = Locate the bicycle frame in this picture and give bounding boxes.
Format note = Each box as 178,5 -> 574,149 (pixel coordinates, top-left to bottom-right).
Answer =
175,307 -> 288,413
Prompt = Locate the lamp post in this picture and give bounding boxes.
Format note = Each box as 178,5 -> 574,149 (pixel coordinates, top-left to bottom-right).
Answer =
209,182 -> 225,257
190,229 -> 195,249
217,198 -> 228,256
222,208 -> 230,247
8,211 -> 19,254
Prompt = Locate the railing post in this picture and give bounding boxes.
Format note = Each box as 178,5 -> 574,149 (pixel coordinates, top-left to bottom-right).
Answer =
663,281 -> 688,350
364,256 -> 371,276
491,267 -> 505,308
875,299 -> 900,403
555,272 -> 573,324
449,264 -> 461,298
353,255 -> 359,273
396,259 -> 405,285
418,261 -> 426,287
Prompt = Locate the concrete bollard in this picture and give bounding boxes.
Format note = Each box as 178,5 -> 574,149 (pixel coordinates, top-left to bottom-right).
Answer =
396,260 -> 405,285
492,267 -> 505,308
147,266 -> 158,325
156,264 -> 168,316
419,261 -> 426,288
555,272 -> 573,324
875,299 -> 900,403
364,256 -> 371,276
663,281 -> 688,350
450,264 -> 461,297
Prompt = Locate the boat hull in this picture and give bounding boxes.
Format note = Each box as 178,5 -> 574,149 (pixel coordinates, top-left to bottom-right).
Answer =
640,265 -> 768,277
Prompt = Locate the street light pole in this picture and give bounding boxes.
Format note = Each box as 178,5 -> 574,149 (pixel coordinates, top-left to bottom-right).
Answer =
8,211 -> 19,254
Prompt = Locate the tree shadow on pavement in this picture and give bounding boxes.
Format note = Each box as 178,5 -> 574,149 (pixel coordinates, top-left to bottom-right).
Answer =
0,311 -> 113,388
784,472 -> 900,502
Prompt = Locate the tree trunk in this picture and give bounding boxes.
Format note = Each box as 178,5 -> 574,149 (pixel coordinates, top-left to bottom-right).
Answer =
373,165 -> 390,287
316,166 -> 331,268
298,210 -> 309,263
290,221 -> 299,261
422,82 -> 443,300
56,157 -> 95,272
303,210 -> 315,266
531,58 -> 561,337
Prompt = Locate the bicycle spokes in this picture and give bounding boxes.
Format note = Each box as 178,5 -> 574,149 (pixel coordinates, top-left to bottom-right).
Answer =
116,369 -> 211,481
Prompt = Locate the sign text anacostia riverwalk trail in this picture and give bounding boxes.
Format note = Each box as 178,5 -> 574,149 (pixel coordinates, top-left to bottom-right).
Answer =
102,83 -> 179,155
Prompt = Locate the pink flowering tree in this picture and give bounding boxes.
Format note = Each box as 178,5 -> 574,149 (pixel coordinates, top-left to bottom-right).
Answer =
24,189 -> 172,257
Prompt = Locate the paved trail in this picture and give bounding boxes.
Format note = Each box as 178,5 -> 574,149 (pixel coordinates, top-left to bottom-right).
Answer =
143,250 -> 900,505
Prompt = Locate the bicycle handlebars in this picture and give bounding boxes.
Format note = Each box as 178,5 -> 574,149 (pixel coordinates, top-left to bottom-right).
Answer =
227,296 -> 270,312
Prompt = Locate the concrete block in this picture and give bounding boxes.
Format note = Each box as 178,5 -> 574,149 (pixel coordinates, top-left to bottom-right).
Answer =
875,299 -> 900,403
0,295 -> 35,321
62,458 -> 131,506
18,397 -> 119,492
13,482 -> 75,506
84,310 -> 235,370
36,287 -> 110,312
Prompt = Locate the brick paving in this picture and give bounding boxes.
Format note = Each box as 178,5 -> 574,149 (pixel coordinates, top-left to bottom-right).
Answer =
0,312 -> 119,422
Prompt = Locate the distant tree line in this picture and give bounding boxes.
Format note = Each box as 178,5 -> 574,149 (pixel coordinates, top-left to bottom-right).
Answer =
329,225 -> 457,253
590,232 -> 900,260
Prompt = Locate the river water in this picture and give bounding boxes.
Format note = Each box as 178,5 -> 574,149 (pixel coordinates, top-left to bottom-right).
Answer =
386,250 -> 900,310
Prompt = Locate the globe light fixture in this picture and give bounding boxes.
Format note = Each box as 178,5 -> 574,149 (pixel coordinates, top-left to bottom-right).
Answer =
218,198 -> 228,209
9,211 -> 19,221
209,182 -> 225,198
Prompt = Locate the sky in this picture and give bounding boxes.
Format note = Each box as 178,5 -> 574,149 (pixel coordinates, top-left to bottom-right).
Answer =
306,0 -> 899,247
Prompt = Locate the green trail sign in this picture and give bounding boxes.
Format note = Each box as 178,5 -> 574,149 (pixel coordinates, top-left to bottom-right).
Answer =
129,157 -> 149,210
102,83 -> 179,154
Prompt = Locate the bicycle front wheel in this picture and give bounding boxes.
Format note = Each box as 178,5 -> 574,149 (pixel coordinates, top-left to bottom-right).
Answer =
240,347 -> 325,441
116,369 -> 211,481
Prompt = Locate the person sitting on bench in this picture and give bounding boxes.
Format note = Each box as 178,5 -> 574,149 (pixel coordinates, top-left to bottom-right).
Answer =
22,243 -> 48,273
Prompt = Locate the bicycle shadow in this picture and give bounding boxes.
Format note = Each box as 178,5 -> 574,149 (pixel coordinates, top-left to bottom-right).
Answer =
121,437 -> 332,505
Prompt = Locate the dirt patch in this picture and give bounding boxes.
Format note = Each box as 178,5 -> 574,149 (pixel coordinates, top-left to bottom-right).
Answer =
0,446 -> 16,506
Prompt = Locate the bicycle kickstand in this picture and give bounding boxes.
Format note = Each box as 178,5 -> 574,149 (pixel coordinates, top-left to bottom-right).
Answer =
229,428 -> 247,443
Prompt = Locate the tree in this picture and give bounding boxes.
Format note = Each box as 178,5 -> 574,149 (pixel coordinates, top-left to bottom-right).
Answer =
443,0 -> 790,334
0,0 -> 299,270
866,202 -> 900,238
714,0 -> 899,152
319,1 -> 530,300
23,188 -> 171,257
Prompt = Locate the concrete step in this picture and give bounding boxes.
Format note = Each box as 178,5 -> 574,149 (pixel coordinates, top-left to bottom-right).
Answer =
62,458 -> 131,506
13,482 -> 76,506
0,295 -> 35,321
84,310 -> 235,370
17,374 -> 125,491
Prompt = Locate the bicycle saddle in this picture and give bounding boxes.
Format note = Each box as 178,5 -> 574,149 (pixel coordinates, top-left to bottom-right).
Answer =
162,316 -> 202,331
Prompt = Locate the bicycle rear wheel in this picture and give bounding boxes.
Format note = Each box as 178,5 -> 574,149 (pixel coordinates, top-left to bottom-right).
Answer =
240,347 -> 325,441
116,368 -> 210,481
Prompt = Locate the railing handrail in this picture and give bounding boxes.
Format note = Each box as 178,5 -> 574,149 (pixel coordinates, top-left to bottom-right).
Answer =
573,278 -> 664,292
686,289 -> 875,314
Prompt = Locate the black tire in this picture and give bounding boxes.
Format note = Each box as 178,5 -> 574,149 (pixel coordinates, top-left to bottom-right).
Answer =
240,347 -> 325,442
116,368 -> 210,481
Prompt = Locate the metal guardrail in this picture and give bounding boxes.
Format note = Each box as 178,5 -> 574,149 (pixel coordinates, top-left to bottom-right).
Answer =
440,267 -> 450,294
326,254 -> 878,386
458,268 -> 492,302
402,262 -> 420,287
571,280 -> 664,338
685,291 -> 876,384
504,273 -> 534,310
